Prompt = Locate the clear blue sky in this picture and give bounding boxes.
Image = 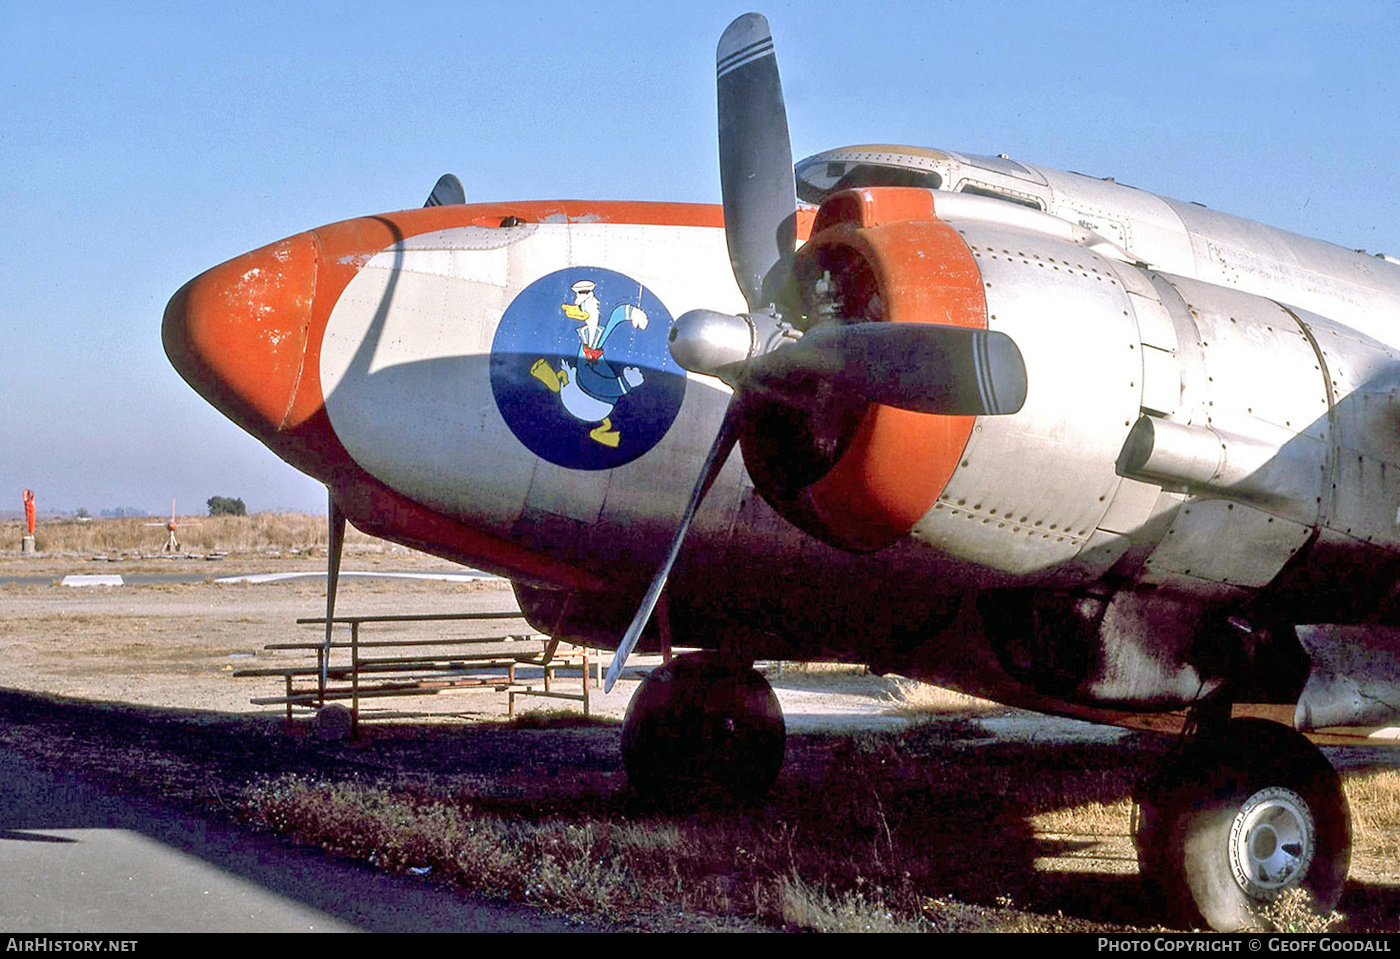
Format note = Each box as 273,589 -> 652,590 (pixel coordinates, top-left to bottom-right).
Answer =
2,1 -> 1397,516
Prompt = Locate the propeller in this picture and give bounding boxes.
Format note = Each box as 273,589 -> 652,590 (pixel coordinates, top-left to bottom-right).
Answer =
670,312 -> 1026,417
425,174 -> 465,208
603,13 -> 788,692
602,14 -> 1027,691
716,13 -> 797,314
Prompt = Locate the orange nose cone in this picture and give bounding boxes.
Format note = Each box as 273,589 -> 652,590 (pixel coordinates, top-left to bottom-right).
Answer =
163,231 -> 318,439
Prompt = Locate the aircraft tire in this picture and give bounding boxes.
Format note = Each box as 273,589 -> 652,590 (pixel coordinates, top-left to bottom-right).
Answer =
621,651 -> 785,805
1134,718 -> 1350,931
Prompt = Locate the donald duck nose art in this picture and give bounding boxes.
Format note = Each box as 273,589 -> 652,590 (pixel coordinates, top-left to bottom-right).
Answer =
490,267 -> 686,471
531,278 -> 650,448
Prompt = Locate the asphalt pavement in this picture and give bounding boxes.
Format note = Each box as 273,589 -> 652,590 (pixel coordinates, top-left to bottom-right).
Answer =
0,750 -> 600,933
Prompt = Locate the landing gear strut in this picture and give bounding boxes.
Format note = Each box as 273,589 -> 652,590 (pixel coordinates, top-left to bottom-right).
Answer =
621,651 -> 785,804
1134,717 -> 1351,931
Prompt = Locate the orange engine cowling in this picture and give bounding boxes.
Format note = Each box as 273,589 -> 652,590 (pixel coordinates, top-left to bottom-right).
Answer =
740,188 -> 986,552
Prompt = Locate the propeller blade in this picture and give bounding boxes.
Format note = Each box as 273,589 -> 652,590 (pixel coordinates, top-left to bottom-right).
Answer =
612,18 -> 1029,711
603,404 -> 743,692
321,492 -> 347,703
424,174 -> 465,208
717,13 -> 797,313
745,322 -> 1029,416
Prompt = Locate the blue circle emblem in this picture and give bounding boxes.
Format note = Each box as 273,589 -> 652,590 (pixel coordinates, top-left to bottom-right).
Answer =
490,268 -> 687,470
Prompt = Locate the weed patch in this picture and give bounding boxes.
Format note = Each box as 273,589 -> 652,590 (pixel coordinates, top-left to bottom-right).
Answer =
239,726 -> 1168,930
882,677 -> 1002,716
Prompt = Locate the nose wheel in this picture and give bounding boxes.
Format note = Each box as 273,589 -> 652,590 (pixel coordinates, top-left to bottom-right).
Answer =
621,651 -> 785,805
1134,718 -> 1350,931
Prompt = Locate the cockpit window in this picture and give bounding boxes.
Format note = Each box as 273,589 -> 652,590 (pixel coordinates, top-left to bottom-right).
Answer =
795,162 -> 943,204
957,184 -> 1044,211
956,153 -> 1036,180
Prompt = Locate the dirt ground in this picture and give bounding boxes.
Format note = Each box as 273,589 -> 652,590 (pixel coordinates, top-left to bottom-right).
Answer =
2,548 -> 1398,932
0,550 -> 526,713
0,548 -> 916,727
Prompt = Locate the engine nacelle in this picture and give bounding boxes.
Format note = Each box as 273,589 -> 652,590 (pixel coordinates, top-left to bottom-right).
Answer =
745,187 -> 1144,580
748,186 -> 1400,594
740,185 -> 1400,709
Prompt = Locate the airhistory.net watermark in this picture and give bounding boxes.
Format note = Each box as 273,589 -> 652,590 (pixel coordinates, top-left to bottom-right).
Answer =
5,941 -> 137,953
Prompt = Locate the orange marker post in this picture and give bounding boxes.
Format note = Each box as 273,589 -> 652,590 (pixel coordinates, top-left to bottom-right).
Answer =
21,489 -> 36,553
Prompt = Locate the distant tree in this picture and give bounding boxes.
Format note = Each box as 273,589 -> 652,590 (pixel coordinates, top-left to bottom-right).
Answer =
75,507 -> 91,519
207,496 -> 247,517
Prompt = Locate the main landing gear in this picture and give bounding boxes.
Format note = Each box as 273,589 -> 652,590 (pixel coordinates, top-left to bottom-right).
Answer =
1134,716 -> 1351,931
621,651 -> 786,805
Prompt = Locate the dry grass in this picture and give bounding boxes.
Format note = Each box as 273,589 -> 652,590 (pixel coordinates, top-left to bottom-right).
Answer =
1247,887 -> 1347,934
769,661 -> 869,676
239,723 -> 1160,931
252,778 -> 644,911
882,676 -> 1003,716
1029,798 -> 1130,837
250,775 -> 787,918
778,876 -> 927,933
8,513 -> 383,556
3,679 -> 1398,932
1346,768 -> 1400,864
237,724 -> 1400,932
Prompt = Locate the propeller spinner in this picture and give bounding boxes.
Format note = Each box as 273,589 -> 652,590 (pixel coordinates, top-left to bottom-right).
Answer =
603,14 -> 1027,690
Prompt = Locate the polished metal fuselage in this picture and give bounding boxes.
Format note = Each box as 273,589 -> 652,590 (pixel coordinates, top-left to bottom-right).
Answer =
305,146 -> 1400,711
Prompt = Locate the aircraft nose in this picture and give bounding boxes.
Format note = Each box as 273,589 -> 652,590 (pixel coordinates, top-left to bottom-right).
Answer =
163,231 -> 318,439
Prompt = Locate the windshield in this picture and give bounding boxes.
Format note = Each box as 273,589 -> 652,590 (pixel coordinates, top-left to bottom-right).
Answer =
795,160 -> 943,204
